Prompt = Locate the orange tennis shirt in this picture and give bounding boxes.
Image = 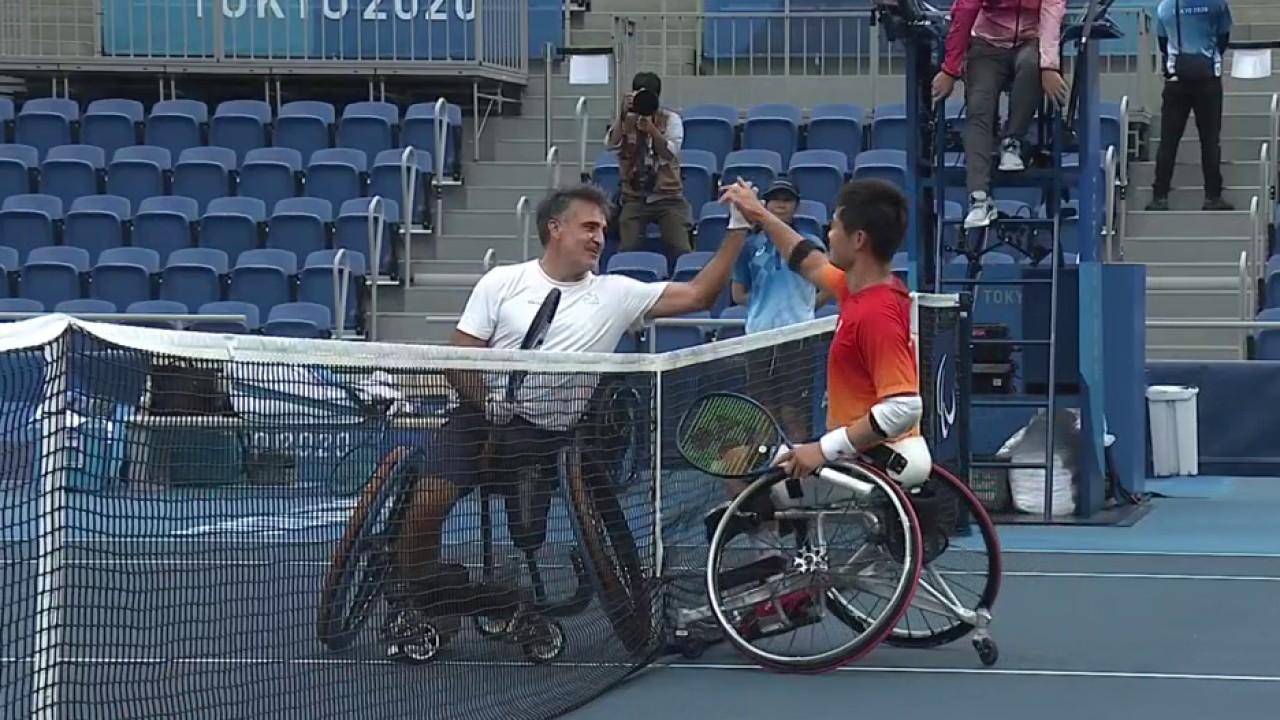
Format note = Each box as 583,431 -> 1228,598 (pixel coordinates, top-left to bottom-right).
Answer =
816,265 -> 920,437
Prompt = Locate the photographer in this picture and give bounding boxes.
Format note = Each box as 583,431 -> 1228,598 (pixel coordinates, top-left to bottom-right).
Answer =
605,71 -> 693,256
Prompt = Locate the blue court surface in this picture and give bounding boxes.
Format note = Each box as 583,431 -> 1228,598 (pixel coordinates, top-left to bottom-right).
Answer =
2,475 -> 1278,720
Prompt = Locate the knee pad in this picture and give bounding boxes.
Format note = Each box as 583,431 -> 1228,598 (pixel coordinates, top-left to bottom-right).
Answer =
883,436 -> 932,489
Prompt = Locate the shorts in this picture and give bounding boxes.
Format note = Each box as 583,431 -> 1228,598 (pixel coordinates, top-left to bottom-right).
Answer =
427,405 -> 569,491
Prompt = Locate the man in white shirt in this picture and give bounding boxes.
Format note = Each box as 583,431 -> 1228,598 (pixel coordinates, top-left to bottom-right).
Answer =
392,182 -> 750,629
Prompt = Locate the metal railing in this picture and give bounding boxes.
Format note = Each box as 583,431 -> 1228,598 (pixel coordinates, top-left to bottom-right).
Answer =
516,194 -> 533,260
367,196 -> 388,341
545,145 -> 561,190
1271,94 -> 1280,208
576,97 -> 590,181
1103,144 -> 1119,261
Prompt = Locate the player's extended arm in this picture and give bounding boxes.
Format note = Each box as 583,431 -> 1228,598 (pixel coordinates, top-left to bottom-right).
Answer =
720,181 -> 843,296
648,227 -> 750,318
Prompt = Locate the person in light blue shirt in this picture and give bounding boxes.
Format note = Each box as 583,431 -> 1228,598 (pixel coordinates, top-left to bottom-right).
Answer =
1148,0 -> 1233,212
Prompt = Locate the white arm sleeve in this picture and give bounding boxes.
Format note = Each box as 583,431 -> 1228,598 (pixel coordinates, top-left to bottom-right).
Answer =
665,110 -> 684,156
870,395 -> 923,438
455,269 -> 504,342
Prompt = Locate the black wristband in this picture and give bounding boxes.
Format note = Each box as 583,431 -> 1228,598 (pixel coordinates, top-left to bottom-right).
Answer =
787,240 -> 821,272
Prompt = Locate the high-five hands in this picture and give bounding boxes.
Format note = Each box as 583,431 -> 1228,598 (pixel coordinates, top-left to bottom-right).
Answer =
718,178 -> 767,230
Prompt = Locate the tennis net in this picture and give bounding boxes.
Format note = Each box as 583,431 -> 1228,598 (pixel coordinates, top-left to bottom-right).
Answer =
0,294 -> 966,719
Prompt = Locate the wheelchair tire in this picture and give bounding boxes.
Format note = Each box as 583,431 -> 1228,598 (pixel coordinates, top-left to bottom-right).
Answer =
318,446 -> 419,651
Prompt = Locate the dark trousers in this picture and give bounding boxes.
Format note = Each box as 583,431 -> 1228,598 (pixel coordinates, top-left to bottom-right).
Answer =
1152,77 -> 1224,199
964,38 -> 1043,195
618,195 -> 693,254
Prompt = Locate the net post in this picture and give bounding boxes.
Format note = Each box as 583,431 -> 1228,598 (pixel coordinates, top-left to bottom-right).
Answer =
652,367 -> 665,580
32,332 -> 69,720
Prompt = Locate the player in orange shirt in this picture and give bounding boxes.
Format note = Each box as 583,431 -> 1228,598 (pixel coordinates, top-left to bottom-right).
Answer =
718,177 -> 932,486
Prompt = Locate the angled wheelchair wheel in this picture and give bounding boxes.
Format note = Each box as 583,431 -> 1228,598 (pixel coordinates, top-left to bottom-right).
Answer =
318,446 -> 422,651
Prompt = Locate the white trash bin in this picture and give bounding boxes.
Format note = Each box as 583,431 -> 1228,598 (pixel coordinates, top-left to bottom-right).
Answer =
1145,385 -> 1200,477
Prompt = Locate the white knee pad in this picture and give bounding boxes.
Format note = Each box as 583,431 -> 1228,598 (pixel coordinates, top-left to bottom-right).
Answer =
882,435 -> 932,489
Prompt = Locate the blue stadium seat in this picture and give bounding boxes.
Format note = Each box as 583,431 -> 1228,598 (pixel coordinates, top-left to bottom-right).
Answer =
0,245 -> 16,297
335,197 -> 398,275
306,148 -> 367,213
21,245 -> 89,308
591,150 -> 620,199
791,149 -> 850,207
191,300 -> 260,334
743,103 -> 802,168
0,193 -> 63,262
607,251 -> 667,282
806,104 -> 865,158
338,101 -> 399,165
0,297 -> 44,318
263,301 -> 333,338
209,100 -> 272,164
238,147 -> 302,213
65,194 -> 131,263
81,99 -> 144,161
673,251 -> 712,282
173,146 -> 237,214
299,249 -> 365,333
716,304 -> 747,341
794,198 -> 827,240
275,101 -> 335,165
870,103 -> 908,151
721,149 -> 781,195
16,98 -> 79,160
816,303 -> 840,318
201,196 -> 265,260
0,144 -> 38,203
851,148 -> 906,188
680,149 -> 718,216
229,248 -> 297,321
40,145 -> 105,207
92,246 -> 159,309
654,311 -> 710,352
695,201 -> 729,253
1265,256 -> 1280,309
55,298 -> 116,315
403,102 -> 463,178
106,145 -> 171,210
145,99 -> 208,160
1256,308 -> 1280,360
370,148 -> 433,226
0,98 -> 12,142
681,104 -> 738,169
133,195 -> 198,263
161,247 -> 229,311
268,197 -> 332,259
124,299 -> 188,328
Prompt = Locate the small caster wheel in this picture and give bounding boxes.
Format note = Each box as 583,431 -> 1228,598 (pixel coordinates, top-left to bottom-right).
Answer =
680,639 -> 705,660
973,637 -> 998,667
474,615 -> 512,638
384,609 -> 442,665
521,620 -> 566,664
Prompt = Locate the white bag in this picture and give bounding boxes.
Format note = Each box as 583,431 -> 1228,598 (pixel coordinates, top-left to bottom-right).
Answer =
995,409 -> 1080,516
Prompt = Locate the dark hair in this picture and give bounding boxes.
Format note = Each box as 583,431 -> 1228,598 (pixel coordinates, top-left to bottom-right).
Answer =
631,71 -> 662,98
536,183 -> 613,247
833,179 -> 908,263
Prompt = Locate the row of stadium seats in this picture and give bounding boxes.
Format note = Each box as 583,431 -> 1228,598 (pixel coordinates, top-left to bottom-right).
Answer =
0,97 -> 463,175
0,143 -> 428,227
0,244 -> 364,332
0,297 -> 335,338
0,192 -> 397,274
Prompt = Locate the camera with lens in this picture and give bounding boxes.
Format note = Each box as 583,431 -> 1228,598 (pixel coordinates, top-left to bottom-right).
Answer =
631,88 -> 659,117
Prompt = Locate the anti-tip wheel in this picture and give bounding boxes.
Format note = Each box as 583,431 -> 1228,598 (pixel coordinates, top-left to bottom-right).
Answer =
973,637 -> 998,667
522,620 -> 566,664
384,609 -> 443,665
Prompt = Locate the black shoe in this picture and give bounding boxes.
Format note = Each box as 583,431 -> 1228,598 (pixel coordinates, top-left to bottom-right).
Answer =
1203,197 -> 1235,211
1145,197 -> 1169,211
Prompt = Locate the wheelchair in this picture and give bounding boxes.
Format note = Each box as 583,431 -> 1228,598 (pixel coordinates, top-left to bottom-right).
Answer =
316,382 -> 653,665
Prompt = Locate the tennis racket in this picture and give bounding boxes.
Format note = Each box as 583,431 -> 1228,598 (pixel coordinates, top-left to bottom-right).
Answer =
504,288 -> 562,403
675,392 -> 790,479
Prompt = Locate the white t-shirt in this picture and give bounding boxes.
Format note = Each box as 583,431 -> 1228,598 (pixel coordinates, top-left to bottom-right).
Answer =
457,260 -> 668,429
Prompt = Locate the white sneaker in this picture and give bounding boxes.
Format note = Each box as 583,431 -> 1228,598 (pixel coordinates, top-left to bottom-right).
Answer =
964,192 -> 997,230
998,137 -> 1025,172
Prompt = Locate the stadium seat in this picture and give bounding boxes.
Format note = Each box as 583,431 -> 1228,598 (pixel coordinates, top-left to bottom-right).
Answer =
238,147 -> 303,213
681,104 -> 738,169
0,98 -> 12,142
607,251 -> 667,282
65,194 -> 132,263
92,246 -> 160,309
133,195 -> 198,263
790,149 -> 850,207
673,251 -> 712,282
806,104 -> 865,158
680,149 -> 718,216
209,100 -> 272,164
16,98 -> 79,160
716,304 -> 747,341
191,300 -> 260,334
298,249 -> 365,333
794,198 -> 827,240
55,298 -> 116,315
173,146 -> 237,214
1256,308 -> 1280,360
591,150 -> 620,199
145,99 -> 208,160
0,193 -> 63,262
0,245 -> 16,297
653,311 -> 710,352
263,301 -> 333,338
335,197 -> 398,276
275,101 -> 335,165
306,148 -> 367,213
21,245 -> 89,308
695,202 -> 729,253
721,149 -> 782,195
870,103 -> 908,151
106,145 -> 172,210
851,149 -> 906,189
338,101 -> 399,165
201,196 -> 266,260
267,197 -> 332,259
403,102 -> 463,178
229,248 -> 297,321
124,299 -> 189,328
743,103 -> 802,168
161,247 -> 229,311
816,303 -> 840,318
0,297 -> 43,319
370,148 -> 433,226
40,145 -> 106,207
0,144 -> 37,202
81,99 -> 145,161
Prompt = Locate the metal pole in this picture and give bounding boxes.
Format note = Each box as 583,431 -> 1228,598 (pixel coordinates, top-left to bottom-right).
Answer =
544,41 -> 554,155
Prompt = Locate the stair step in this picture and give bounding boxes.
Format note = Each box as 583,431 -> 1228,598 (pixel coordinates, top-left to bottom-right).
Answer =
1122,237 -> 1253,264
1143,137 -> 1268,163
1128,186 -> 1260,211
1146,344 -> 1244,361
1145,289 -> 1244,319
1127,160 -> 1264,188
440,208 -> 526,237
1151,114 -> 1275,139
460,160 -> 564,187
496,137 -> 606,163
1125,210 -> 1256,238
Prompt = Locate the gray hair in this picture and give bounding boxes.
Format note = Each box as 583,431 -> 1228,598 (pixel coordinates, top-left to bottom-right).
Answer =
536,183 -> 613,247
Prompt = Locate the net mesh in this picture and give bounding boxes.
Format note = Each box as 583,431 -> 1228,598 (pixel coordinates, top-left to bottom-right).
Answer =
0,296 -> 965,719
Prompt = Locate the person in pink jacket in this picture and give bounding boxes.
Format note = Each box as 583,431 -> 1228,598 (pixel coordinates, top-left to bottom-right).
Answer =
930,0 -> 1069,229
